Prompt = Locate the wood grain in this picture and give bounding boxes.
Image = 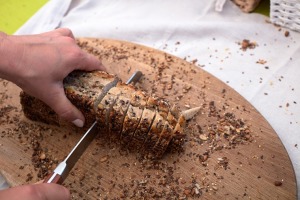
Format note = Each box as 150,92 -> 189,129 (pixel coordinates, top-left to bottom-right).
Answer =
0,38 -> 296,199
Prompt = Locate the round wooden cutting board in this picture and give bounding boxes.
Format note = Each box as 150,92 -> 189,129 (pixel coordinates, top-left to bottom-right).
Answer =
0,38 -> 296,199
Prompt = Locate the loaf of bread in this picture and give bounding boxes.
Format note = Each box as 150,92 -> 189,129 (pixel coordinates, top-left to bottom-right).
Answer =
232,0 -> 262,12
20,70 -> 196,159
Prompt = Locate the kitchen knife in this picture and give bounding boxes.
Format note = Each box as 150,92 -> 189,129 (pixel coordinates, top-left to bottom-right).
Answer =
44,71 -> 143,184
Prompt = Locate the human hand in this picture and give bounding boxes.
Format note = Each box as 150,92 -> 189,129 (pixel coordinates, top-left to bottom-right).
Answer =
0,183 -> 70,200
0,28 -> 105,127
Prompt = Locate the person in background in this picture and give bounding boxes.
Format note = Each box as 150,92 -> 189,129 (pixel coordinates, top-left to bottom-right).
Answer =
0,28 -> 105,200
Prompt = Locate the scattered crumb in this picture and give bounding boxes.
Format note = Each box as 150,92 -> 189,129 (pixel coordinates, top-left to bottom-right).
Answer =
274,181 -> 282,186
26,173 -> 33,182
284,31 -> 290,37
238,39 -> 257,51
100,155 -> 109,163
256,59 -> 267,65
191,59 -> 198,65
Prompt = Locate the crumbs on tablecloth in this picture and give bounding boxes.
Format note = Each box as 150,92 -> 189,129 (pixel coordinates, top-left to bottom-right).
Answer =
284,31 -> 290,37
238,39 -> 258,51
256,59 -> 267,65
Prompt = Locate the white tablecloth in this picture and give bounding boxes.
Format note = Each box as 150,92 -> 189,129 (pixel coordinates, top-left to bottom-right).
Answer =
16,0 -> 300,196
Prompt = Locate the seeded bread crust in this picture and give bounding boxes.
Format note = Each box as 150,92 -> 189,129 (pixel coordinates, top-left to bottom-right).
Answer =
20,93 -> 59,125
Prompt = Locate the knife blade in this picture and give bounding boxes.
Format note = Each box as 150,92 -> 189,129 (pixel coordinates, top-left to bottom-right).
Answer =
44,121 -> 98,184
125,71 -> 143,85
44,71 -> 143,184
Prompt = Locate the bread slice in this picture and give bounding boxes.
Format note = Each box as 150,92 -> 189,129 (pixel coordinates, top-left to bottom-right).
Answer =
120,104 -> 144,147
151,107 -> 179,158
109,95 -> 131,134
139,98 -> 178,158
168,115 -> 186,152
95,90 -> 118,133
116,83 -> 150,148
129,108 -> 156,151
142,112 -> 165,155
151,122 -> 174,158
106,83 -> 135,141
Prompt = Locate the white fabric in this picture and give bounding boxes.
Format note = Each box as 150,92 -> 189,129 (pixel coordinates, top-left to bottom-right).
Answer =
15,0 -> 72,34
16,0 -> 300,195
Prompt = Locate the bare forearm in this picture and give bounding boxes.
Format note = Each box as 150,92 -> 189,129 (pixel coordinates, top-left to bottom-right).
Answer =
0,32 -> 23,83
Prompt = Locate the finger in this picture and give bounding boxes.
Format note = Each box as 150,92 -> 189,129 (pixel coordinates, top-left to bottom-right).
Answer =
55,28 -> 75,39
76,52 -> 106,72
39,28 -> 75,39
0,183 -> 70,200
45,88 -> 85,127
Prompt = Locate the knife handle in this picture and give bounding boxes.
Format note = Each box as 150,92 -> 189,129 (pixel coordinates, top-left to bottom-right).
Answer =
43,172 -> 63,184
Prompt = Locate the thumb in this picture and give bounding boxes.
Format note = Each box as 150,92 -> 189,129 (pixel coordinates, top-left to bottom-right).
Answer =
0,183 -> 70,200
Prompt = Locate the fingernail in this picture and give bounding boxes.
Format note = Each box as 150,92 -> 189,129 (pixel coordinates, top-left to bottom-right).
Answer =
72,119 -> 84,127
